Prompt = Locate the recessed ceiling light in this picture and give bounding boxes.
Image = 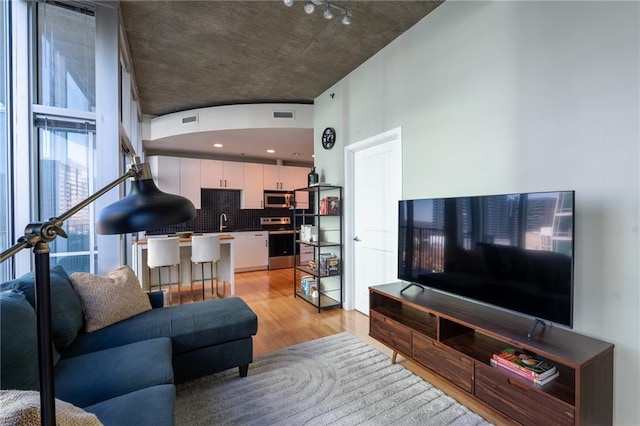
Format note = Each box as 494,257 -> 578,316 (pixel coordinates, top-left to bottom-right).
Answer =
267,149 -> 275,154
213,143 -> 223,148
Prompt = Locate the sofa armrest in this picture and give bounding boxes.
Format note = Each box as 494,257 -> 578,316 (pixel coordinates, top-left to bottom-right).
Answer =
147,291 -> 165,309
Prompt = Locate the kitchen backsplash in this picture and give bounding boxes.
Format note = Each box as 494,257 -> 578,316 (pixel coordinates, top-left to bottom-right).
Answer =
145,189 -> 298,235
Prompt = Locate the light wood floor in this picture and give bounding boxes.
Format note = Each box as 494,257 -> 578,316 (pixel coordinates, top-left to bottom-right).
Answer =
177,268 -> 515,425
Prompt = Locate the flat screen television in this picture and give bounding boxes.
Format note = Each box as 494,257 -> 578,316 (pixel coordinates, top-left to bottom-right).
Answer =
398,190 -> 574,327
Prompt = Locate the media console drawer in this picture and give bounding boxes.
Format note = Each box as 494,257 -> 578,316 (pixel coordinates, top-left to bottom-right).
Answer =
475,366 -> 574,426
370,310 -> 411,356
412,332 -> 473,393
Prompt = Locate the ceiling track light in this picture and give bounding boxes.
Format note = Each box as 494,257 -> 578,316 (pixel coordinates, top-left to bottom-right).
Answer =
303,1 -> 315,15
323,4 -> 334,20
284,0 -> 352,25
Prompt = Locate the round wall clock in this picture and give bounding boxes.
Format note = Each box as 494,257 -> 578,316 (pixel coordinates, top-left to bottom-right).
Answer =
322,127 -> 336,150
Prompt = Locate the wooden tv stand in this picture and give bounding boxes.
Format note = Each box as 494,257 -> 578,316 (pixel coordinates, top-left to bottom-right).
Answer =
369,282 -> 614,426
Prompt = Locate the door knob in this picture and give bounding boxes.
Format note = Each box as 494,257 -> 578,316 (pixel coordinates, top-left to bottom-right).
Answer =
353,236 -> 361,242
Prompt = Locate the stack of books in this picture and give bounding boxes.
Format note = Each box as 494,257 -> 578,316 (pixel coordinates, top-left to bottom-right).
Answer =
319,197 -> 340,215
300,275 -> 317,297
491,348 -> 559,386
319,253 -> 340,276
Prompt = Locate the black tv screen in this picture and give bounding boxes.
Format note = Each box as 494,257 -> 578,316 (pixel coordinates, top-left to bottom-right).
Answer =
398,191 -> 574,327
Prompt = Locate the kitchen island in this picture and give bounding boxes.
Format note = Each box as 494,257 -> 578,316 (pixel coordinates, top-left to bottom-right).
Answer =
132,234 -> 236,296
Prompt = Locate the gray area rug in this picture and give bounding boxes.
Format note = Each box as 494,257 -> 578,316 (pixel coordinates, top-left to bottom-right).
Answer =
175,332 -> 492,425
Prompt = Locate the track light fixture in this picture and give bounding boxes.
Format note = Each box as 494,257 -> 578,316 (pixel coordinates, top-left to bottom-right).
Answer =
284,0 -> 352,25
323,4 -> 334,20
303,1 -> 315,15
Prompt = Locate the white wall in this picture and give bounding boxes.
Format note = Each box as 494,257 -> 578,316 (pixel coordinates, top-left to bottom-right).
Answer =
147,103 -> 313,140
314,2 -> 639,424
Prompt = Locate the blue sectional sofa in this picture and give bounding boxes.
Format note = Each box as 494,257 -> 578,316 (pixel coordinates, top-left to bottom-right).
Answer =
0,265 -> 258,425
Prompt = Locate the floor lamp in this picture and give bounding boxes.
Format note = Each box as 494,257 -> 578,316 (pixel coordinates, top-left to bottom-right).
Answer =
0,156 -> 196,426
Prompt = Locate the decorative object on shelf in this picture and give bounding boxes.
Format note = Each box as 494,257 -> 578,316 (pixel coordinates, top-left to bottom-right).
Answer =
300,224 -> 318,242
283,0 -> 352,25
307,260 -> 317,271
492,348 -> 557,381
328,197 -> 339,215
307,166 -> 319,187
319,196 -> 340,215
300,275 -> 316,296
319,253 -> 340,276
490,359 -> 560,386
0,156 -> 196,426
321,127 -> 336,150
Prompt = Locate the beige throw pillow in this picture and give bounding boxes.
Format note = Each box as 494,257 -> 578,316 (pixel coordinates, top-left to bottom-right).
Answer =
0,390 -> 103,426
70,266 -> 152,333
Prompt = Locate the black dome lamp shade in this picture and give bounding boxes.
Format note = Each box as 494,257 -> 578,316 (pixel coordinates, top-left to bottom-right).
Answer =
97,160 -> 196,234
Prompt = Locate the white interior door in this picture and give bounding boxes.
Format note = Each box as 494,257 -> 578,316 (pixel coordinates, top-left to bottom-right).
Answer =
346,128 -> 402,314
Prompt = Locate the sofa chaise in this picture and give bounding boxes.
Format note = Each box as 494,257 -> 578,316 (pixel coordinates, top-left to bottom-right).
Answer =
0,265 -> 258,425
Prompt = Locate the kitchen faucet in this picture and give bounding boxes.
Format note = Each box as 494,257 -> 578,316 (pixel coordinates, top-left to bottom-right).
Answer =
219,213 -> 228,232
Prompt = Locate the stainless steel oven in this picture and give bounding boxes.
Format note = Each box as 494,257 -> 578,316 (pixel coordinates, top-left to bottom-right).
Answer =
261,217 -> 297,269
268,230 -> 296,269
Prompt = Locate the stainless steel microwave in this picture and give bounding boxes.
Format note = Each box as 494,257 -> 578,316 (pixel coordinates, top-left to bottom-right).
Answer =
264,192 -> 293,208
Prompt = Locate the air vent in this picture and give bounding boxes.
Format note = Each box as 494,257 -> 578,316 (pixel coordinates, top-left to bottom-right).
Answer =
182,114 -> 198,124
272,110 -> 295,120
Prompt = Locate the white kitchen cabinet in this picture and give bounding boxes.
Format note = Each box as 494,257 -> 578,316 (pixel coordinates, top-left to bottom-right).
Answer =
291,167 -> 310,209
148,156 -> 201,209
179,157 -> 201,209
148,156 -> 179,194
263,164 -> 307,191
242,163 -> 264,209
262,164 -> 283,190
232,231 -> 268,272
201,159 -> 244,189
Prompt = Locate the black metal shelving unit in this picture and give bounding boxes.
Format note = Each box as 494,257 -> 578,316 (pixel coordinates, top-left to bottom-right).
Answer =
293,184 -> 343,312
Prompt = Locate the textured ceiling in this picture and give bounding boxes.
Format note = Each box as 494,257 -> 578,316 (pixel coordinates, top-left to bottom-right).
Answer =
119,1 -> 443,160
121,0 -> 443,116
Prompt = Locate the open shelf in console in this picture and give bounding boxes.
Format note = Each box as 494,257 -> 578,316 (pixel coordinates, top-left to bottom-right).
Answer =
370,288 -> 437,339
440,324 -> 499,363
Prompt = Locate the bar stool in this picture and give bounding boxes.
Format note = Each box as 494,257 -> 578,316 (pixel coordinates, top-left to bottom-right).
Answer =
147,237 -> 181,305
190,234 -> 222,300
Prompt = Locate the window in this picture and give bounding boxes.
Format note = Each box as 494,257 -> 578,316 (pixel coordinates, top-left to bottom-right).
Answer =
35,2 -> 97,273
37,2 -> 95,111
36,117 -> 97,272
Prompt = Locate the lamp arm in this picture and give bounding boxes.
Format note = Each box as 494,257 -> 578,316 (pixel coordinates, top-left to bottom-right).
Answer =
57,168 -> 136,225
0,238 -> 31,263
0,168 -> 136,263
